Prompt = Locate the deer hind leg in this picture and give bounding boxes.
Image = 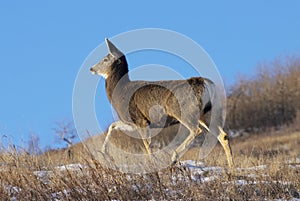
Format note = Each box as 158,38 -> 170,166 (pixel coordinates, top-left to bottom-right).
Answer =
102,121 -> 136,153
217,126 -> 234,167
171,119 -> 209,163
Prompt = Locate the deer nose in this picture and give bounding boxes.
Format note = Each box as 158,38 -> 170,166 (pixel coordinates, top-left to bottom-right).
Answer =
90,67 -> 96,74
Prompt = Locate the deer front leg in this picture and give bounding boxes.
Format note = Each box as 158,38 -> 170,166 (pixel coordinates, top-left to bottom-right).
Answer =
135,119 -> 153,155
102,121 -> 136,153
217,126 -> 234,168
137,126 -> 152,155
102,123 -> 115,153
142,138 -> 151,155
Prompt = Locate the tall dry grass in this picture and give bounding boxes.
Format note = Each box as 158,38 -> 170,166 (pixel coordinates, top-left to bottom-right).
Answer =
0,130 -> 299,200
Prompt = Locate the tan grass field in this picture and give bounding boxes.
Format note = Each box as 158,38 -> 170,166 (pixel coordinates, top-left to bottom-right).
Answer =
0,129 -> 299,200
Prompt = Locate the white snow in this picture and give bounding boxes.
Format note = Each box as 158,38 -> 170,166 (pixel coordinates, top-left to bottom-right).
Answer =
55,163 -> 86,171
236,165 -> 268,171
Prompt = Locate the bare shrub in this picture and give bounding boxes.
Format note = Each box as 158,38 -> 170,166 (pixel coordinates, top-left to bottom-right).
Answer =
226,56 -> 300,132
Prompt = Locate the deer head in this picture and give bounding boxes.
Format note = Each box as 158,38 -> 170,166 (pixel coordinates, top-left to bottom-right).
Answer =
90,38 -> 124,78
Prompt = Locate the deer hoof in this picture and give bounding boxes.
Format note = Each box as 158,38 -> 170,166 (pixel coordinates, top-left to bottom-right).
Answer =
171,152 -> 179,165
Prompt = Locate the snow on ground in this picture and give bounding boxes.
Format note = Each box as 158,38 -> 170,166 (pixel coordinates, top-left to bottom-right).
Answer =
3,159 -> 300,200
32,163 -> 86,185
178,160 -> 223,182
55,163 -> 86,171
288,157 -> 300,169
236,165 -> 268,171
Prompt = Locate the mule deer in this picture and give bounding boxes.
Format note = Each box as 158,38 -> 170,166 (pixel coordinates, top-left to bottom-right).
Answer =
90,38 -> 234,167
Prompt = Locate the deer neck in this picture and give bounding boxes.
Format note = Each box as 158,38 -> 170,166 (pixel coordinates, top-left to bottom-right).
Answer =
105,56 -> 130,102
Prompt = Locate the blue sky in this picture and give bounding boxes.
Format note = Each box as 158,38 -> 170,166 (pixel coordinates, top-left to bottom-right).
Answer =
0,1 -> 299,149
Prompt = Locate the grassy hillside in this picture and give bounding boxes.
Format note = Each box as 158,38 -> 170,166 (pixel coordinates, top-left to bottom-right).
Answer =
0,129 -> 299,200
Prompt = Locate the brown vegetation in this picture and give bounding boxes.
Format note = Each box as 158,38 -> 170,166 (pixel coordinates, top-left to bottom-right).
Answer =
226,56 -> 300,132
0,130 -> 299,200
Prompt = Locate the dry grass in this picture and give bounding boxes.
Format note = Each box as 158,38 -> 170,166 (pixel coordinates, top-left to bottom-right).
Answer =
0,130 -> 299,200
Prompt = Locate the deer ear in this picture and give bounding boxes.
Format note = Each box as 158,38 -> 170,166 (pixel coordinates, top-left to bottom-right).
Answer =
105,38 -> 124,58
